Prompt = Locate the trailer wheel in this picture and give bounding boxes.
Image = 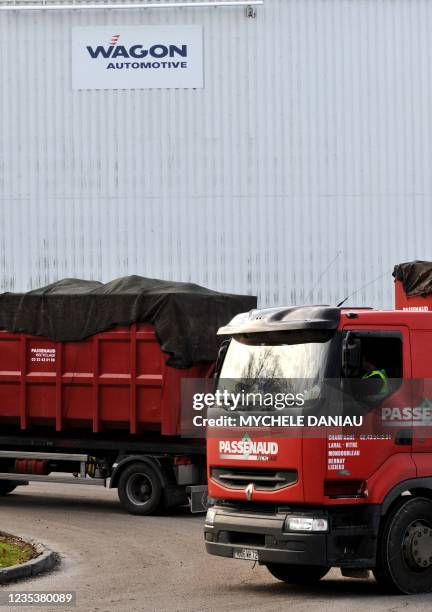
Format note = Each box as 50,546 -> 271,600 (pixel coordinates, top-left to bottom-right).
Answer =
265,563 -> 329,584
0,481 -> 17,495
373,497 -> 432,594
117,462 -> 162,515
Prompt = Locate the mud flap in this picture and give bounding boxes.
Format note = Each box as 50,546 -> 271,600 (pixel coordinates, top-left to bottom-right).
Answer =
187,485 -> 208,513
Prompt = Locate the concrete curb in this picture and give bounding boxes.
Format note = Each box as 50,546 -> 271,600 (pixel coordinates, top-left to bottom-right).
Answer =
0,540 -> 58,584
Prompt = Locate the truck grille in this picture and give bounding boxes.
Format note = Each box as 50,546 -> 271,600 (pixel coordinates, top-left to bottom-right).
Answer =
210,467 -> 297,491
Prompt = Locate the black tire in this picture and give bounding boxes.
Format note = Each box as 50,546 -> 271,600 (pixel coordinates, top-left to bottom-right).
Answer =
0,481 -> 17,495
117,462 -> 162,516
265,563 -> 330,584
373,497 -> 432,594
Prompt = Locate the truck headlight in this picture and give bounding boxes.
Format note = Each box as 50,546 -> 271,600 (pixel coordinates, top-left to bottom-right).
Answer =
205,509 -> 217,526
284,516 -> 328,532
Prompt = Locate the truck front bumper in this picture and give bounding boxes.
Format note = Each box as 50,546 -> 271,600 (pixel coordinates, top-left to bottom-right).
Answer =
204,504 -> 380,568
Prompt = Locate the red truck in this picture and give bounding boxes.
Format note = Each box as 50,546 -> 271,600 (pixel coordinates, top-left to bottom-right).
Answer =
0,276 -> 255,515
204,262 -> 432,594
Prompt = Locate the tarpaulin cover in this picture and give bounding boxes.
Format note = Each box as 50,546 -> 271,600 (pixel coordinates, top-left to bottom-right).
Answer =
0,277 -> 257,368
393,261 -> 432,297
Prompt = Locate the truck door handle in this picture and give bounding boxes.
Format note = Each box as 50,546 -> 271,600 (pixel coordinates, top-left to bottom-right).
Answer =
395,429 -> 412,445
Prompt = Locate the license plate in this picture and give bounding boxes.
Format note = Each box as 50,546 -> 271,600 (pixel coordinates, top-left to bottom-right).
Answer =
233,548 -> 259,561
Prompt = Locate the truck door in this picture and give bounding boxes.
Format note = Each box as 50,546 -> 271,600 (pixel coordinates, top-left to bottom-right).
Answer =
336,326 -> 412,483
408,330 -> 432,475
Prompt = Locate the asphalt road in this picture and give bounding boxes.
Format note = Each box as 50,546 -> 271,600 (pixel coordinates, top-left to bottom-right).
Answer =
0,483 -> 430,612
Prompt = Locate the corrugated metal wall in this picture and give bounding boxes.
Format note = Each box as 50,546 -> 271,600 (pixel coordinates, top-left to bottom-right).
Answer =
1,0 -> 432,308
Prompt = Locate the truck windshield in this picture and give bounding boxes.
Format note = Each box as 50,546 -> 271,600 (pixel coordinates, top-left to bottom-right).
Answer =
217,331 -> 333,406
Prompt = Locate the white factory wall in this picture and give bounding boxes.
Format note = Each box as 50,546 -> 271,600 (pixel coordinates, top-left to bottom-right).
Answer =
1,0 -> 432,308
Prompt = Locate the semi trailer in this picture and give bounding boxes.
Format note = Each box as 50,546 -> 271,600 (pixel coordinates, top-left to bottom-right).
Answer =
204,262 -> 432,594
0,276 -> 255,515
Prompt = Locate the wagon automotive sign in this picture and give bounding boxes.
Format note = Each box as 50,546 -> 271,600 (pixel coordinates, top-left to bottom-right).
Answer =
72,26 -> 203,90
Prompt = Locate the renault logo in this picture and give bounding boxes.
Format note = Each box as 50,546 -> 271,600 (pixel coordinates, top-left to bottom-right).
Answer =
245,483 -> 254,501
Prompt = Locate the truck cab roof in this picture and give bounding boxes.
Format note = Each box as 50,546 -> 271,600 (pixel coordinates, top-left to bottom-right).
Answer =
217,305 -> 432,335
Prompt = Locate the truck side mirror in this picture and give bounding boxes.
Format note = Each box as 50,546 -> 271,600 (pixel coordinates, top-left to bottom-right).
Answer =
342,332 -> 361,377
215,340 -> 230,378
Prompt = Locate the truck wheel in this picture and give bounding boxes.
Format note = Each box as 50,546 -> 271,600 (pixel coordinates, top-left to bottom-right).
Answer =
373,497 -> 432,594
0,481 -> 17,495
117,462 -> 162,515
265,563 -> 329,584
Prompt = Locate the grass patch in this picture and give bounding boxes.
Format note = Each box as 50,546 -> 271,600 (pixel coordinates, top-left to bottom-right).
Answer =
0,534 -> 37,568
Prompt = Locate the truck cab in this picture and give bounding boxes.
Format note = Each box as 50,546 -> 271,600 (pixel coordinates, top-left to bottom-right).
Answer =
204,302 -> 432,594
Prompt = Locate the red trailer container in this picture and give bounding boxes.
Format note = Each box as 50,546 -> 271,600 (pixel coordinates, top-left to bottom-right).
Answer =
0,276 -> 256,515
394,261 -> 432,311
0,323 -> 209,436
395,280 -> 432,311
